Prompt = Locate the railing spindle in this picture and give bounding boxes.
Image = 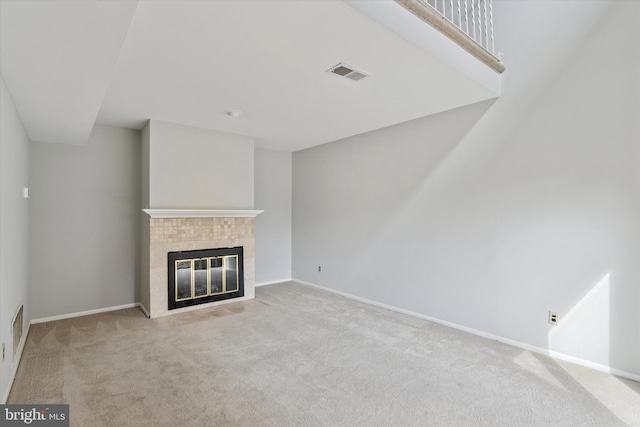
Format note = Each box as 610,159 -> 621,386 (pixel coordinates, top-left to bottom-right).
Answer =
464,0 -> 469,34
471,0 -> 476,44
420,0 -> 499,59
489,0 -> 495,54
483,0 -> 488,50
477,0 -> 482,46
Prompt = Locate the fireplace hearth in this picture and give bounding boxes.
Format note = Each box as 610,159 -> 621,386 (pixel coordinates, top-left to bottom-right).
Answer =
168,247 -> 244,310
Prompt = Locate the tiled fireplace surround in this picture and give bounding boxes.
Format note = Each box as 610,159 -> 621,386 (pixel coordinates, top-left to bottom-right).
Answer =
145,211 -> 262,318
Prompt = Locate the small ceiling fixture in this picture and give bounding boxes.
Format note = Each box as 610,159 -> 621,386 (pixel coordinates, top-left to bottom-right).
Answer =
225,110 -> 243,118
326,62 -> 369,82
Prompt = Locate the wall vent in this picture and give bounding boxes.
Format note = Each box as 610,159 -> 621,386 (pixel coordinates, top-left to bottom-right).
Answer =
12,303 -> 24,364
326,63 -> 369,82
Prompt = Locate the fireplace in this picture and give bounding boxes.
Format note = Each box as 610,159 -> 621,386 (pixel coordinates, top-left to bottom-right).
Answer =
142,210 -> 262,318
168,247 -> 244,310
139,119 -> 262,317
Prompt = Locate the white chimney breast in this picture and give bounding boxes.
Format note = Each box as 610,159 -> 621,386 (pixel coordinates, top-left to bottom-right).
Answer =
147,119 -> 254,210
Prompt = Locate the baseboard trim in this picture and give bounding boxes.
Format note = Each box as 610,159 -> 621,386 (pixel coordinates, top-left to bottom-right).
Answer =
3,302 -> 150,403
137,303 -> 150,319
292,279 -> 640,383
1,322 -> 30,404
255,278 -> 292,287
30,303 -> 140,324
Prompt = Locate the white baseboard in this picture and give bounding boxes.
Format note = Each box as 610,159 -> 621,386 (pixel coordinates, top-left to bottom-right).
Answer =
292,279 -> 640,384
1,322 -> 30,404
255,278 -> 292,287
3,302 -> 151,403
30,303 -> 141,324
137,303 -> 150,319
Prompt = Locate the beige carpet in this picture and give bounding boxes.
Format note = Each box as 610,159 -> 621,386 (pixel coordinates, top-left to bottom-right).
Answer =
8,282 -> 640,426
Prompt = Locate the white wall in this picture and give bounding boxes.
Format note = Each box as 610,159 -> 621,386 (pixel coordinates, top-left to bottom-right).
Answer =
148,120 -> 254,209
29,125 -> 141,319
292,1 -> 639,377
0,75 -> 30,401
255,148 -> 292,284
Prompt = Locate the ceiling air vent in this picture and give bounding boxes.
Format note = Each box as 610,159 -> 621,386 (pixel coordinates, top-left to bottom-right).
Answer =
327,63 -> 369,82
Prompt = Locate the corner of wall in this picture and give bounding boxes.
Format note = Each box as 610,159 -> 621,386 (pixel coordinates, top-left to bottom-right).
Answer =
0,73 -> 31,403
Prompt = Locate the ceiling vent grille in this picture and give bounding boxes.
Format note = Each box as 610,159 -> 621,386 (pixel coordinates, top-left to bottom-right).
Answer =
327,63 -> 369,82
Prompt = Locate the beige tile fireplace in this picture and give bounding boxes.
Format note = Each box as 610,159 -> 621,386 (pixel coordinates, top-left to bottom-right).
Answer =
142,209 -> 263,318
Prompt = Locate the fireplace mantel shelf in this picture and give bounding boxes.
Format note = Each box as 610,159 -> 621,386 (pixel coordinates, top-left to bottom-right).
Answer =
143,209 -> 264,218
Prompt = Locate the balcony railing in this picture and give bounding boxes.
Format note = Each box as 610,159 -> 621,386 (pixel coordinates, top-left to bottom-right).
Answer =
396,0 -> 504,73
426,0 -> 498,56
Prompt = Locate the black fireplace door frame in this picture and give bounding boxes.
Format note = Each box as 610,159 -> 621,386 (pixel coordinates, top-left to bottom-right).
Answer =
168,246 -> 244,310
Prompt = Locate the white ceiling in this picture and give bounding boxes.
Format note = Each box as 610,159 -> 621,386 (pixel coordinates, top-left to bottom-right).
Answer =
0,0 -> 137,145
1,0 -> 498,151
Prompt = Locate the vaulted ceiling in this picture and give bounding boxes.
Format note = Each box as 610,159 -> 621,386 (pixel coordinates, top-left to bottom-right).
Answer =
0,0 -> 499,151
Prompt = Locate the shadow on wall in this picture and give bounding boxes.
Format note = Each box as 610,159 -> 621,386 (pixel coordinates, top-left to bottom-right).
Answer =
293,96 -> 501,305
546,273 -> 640,424
548,273 -> 611,370
310,97 -> 498,277
331,96 -> 502,312
509,270 -> 640,424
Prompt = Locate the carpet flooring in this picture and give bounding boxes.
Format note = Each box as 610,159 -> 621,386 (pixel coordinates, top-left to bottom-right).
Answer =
8,282 -> 640,426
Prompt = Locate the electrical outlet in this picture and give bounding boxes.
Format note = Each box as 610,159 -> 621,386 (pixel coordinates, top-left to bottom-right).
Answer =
317,265 -> 322,273
548,311 -> 559,325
